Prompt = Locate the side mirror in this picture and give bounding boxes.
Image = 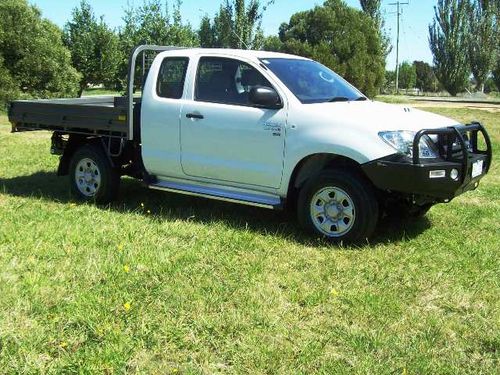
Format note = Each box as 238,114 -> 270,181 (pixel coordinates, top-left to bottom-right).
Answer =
249,86 -> 283,109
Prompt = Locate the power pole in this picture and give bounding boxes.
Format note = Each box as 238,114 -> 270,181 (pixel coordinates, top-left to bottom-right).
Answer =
389,1 -> 408,93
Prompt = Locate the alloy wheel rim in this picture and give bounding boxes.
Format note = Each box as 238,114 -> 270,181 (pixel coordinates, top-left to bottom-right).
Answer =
310,186 -> 355,237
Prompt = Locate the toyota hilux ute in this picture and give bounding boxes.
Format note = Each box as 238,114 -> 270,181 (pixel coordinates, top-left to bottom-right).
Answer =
8,45 -> 492,243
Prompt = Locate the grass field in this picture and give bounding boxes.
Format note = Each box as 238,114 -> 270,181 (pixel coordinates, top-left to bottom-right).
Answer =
0,107 -> 498,374
375,94 -> 500,105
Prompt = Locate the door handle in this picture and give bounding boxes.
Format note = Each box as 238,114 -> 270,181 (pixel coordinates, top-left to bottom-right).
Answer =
186,113 -> 204,120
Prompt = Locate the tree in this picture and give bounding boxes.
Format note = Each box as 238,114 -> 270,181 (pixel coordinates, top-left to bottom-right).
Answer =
490,2 -> 500,91
64,1 -> 120,96
383,70 -> 396,93
484,76 -> 497,92
116,0 -> 198,90
468,0 -> 497,92
199,15 -> 216,48
429,0 -> 471,96
413,61 -> 439,92
198,0 -> 274,49
0,0 -> 80,105
0,55 -> 19,109
360,0 -> 391,57
262,35 -> 283,51
120,0 -> 197,48
494,59 -> 500,91
278,0 -> 386,97
398,61 -> 416,90
360,0 -> 382,26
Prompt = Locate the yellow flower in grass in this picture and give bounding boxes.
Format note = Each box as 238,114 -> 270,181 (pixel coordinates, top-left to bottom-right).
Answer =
402,368 -> 408,375
330,288 -> 339,297
123,265 -> 130,273
117,243 -> 124,252
59,341 -> 68,348
69,203 -> 77,208
123,302 -> 131,312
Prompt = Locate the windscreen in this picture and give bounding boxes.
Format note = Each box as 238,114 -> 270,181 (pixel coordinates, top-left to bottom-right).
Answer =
260,58 -> 365,104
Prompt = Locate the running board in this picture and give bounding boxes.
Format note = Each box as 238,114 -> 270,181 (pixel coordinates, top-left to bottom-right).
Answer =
148,180 -> 283,209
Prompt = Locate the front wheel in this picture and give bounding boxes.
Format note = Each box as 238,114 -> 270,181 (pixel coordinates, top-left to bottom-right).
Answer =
297,169 -> 379,244
69,144 -> 120,204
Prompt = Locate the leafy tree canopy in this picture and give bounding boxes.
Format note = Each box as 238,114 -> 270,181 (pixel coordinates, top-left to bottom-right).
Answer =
429,0 -> 471,96
116,0 -> 198,89
120,0 -> 197,49
489,1 -> 500,90
0,55 -> 19,108
398,61 -> 417,90
360,0 -> 382,26
274,0 -> 386,98
413,61 -> 439,92
64,1 -> 121,96
468,0 -> 498,92
199,0 -> 275,49
360,0 -> 391,57
0,0 -> 80,106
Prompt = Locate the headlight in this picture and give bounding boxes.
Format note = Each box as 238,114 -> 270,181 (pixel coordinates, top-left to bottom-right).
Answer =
379,131 -> 438,159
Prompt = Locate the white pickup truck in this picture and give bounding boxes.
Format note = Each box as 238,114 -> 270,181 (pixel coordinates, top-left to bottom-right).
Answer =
9,45 -> 492,243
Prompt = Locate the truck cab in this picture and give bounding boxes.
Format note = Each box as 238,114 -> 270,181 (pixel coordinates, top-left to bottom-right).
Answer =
9,46 -> 492,243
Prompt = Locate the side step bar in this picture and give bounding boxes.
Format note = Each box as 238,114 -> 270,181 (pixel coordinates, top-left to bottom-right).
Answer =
148,180 -> 283,209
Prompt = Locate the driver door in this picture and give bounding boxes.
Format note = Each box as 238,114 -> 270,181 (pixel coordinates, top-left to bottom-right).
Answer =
180,56 -> 287,189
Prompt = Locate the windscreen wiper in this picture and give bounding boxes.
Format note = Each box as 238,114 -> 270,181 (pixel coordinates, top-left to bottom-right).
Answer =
328,97 -> 350,102
355,96 -> 368,101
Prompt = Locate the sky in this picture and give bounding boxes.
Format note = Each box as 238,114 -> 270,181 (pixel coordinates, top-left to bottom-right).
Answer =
29,0 -> 437,70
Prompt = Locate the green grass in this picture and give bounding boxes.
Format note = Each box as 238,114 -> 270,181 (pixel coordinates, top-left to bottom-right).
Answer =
374,95 -> 414,104
375,94 -> 500,104
0,108 -> 499,374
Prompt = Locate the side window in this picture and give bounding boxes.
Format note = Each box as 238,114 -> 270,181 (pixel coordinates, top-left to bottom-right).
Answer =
195,57 -> 274,106
157,57 -> 189,99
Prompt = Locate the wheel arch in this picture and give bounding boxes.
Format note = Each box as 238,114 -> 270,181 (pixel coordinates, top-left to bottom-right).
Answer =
57,135 -> 112,176
287,153 -> 370,197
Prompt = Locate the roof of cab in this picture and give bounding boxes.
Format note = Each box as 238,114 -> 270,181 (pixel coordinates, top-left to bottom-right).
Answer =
162,48 -> 308,61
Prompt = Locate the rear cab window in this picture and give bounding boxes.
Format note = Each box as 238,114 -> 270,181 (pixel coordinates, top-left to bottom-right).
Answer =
157,57 -> 189,99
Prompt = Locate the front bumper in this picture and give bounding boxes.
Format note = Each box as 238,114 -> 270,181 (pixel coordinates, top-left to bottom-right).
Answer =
362,123 -> 492,200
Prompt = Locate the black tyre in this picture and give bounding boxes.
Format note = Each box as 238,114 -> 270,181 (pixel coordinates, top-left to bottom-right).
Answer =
69,144 -> 120,204
297,169 -> 379,244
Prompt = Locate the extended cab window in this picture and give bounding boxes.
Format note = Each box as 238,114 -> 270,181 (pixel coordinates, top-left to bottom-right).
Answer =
195,57 -> 274,106
157,57 -> 189,99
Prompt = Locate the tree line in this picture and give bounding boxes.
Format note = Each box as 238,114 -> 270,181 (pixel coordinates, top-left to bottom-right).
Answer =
0,0 -> 388,107
385,0 -> 499,95
0,0 -> 499,109
429,0 -> 499,95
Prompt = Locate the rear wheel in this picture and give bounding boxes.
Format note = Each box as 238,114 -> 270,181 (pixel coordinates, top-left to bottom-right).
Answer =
69,144 -> 120,204
297,169 -> 378,244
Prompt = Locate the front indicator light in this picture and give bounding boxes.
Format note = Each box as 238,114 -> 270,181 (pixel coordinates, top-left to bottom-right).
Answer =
450,169 -> 459,181
429,170 -> 446,179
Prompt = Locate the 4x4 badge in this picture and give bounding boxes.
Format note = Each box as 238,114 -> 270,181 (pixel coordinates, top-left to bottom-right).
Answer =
263,122 -> 282,136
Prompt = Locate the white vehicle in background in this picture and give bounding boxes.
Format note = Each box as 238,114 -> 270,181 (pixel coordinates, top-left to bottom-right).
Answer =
9,46 -> 492,243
